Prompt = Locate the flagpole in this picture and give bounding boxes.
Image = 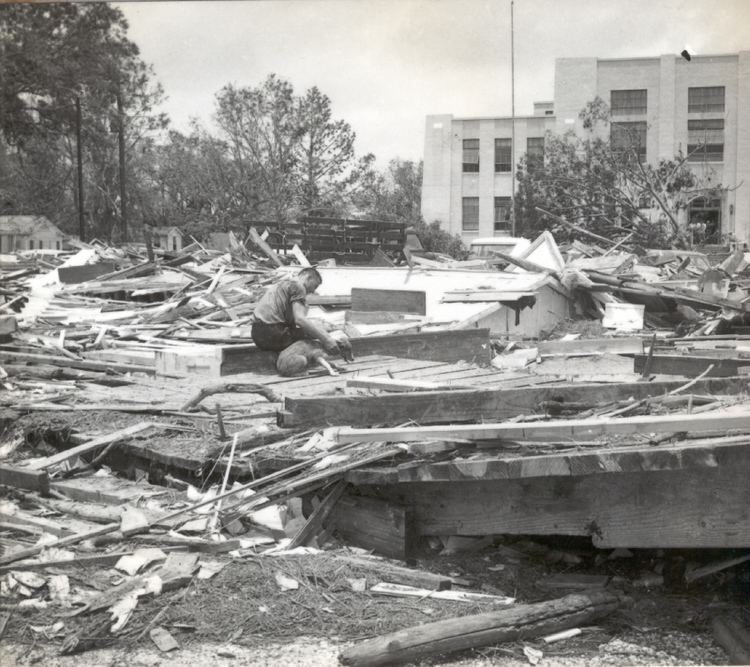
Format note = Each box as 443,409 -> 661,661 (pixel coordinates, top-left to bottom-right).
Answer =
510,0 -> 517,236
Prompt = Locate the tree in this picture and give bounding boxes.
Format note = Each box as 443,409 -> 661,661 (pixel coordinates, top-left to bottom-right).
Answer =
515,97 -> 723,249
214,75 -> 361,224
0,4 -> 168,240
215,76 -> 299,224
145,124 -> 253,237
296,86 -> 356,214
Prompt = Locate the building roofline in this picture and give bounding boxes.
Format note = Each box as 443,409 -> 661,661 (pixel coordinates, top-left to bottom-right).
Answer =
558,52 -> 740,64
452,114 -> 555,122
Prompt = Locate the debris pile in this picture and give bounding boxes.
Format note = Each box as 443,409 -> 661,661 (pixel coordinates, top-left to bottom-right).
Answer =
1,227 -> 749,664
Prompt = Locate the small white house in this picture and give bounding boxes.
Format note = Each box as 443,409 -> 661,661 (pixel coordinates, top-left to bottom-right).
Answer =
150,226 -> 183,252
0,215 -> 65,253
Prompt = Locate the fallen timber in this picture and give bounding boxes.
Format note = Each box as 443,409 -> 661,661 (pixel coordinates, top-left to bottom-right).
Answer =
280,375 -> 749,427
340,590 -> 621,666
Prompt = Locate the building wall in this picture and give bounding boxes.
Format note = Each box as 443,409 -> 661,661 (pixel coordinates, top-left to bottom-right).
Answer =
26,231 -> 64,250
552,53 -> 748,243
735,51 -> 750,240
422,51 -> 750,244
422,114 -> 453,227
422,114 -> 554,242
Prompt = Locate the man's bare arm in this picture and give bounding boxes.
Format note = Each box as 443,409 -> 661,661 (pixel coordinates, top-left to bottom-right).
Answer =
291,301 -> 338,352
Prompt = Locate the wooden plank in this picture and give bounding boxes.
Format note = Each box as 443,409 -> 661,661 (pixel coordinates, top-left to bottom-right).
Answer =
634,354 -> 750,377
331,491 -> 416,561
281,376 -> 749,428
248,227 -> 283,267
351,288 -> 426,315
351,329 -> 491,366
51,474 -> 169,505
539,337 -> 644,356
0,547 -> 187,575
0,315 -> 17,337
333,410 -> 750,444
331,554 -> 452,590
57,262 -> 118,284
307,294 -> 351,306
287,481 -> 346,548
442,290 -> 537,302
290,244 -> 311,267
271,359 -> 447,396
0,350 -> 157,375
345,311 -> 414,325
0,465 -> 49,494
347,377 -> 479,392
378,449 -> 750,547
29,422 -> 156,471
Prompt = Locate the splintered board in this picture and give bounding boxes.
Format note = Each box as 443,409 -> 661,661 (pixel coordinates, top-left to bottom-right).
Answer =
351,288 -> 427,315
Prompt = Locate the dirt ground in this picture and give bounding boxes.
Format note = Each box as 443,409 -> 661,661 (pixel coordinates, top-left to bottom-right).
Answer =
1,543 -> 746,666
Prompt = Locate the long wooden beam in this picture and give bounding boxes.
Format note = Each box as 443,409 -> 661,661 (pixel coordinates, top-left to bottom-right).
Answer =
345,435 -> 750,484
0,350 -> 158,375
280,376 -> 749,428
376,451 -> 750,548
333,410 -> 750,444
634,354 -> 750,377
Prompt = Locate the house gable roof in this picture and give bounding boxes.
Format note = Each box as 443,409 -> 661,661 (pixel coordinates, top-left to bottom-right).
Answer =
150,226 -> 183,236
0,215 -> 63,236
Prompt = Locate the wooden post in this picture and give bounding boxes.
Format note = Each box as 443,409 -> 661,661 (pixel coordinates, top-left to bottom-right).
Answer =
339,591 -> 620,666
116,86 -> 128,243
75,96 -> 85,242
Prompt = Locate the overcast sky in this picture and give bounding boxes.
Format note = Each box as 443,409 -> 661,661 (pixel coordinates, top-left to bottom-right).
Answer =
116,0 -> 750,165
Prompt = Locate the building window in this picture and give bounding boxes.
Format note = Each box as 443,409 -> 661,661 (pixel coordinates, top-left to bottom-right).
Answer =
28,239 -> 34,249
688,86 -> 725,113
56,241 -> 61,250
462,197 -> 479,231
544,109 -> 553,115
611,121 -> 647,161
611,89 -> 647,116
494,197 -> 512,232
526,137 -> 544,170
688,119 -> 724,161
462,139 -> 480,172
494,138 -> 512,172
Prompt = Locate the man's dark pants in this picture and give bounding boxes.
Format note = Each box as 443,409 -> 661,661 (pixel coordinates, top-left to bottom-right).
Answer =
251,322 -> 306,352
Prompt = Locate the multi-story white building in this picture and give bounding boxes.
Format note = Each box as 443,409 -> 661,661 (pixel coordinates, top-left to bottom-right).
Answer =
421,52 -> 750,245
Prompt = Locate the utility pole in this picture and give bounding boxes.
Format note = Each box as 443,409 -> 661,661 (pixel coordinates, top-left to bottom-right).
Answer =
510,0 -> 517,237
116,86 -> 128,243
75,96 -> 85,242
